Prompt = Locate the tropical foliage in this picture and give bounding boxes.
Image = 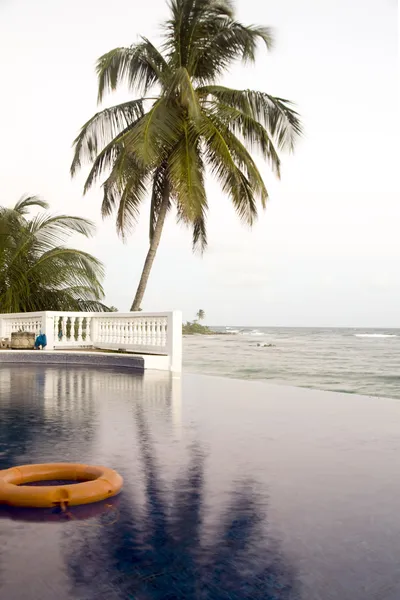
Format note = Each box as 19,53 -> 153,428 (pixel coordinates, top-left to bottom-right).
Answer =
0,196 -> 107,312
183,310 -> 216,334
196,309 -> 205,321
71,0 -> 302,310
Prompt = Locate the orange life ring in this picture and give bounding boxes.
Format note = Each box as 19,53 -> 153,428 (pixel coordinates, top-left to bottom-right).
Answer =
0,463 -> 123,508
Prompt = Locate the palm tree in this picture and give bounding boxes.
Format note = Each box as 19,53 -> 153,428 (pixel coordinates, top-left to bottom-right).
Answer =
196,308 -> 205,321
71,0 -> 302,311
0,196 -> 107,312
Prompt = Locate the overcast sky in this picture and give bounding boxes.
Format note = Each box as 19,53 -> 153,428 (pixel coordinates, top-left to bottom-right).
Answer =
0,0 -> 398,326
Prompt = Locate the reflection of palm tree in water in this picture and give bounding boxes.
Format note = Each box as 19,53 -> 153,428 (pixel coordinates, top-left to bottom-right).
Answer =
67,404 -> 299,599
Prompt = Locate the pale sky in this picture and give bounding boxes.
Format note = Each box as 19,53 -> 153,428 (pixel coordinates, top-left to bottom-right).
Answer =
0,0 -> 398,326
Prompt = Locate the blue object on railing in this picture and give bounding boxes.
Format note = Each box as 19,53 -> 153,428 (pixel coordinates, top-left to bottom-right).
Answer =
34,333 -> 47,349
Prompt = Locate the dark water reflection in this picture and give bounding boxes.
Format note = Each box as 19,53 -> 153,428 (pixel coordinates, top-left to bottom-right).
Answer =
1,366 -> 400,599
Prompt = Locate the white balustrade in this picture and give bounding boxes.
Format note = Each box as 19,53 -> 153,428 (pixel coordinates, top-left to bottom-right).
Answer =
0,312 -> 44,339
0,310 -> 182,372
94,313 -> 169,353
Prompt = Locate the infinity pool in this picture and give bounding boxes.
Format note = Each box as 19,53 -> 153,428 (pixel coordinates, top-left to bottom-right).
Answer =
1,364 -> 400,599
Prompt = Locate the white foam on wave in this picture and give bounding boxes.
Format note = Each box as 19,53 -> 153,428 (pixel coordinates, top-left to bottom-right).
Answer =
354,333 -> 397,338
243,330 -> 264,336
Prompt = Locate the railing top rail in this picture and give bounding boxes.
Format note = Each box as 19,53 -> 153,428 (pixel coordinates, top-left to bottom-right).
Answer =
0,312 -> 46,319
0,311 -> 177,319
93,312 -> 171,319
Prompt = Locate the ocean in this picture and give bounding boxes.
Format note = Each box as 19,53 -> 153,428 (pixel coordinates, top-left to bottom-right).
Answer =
183,327 -> 400,399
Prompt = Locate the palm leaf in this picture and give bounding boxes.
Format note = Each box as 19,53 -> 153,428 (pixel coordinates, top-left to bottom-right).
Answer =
149,162 -> 171,243
124,97 -> 184,166
198,86 -> 302,151
0,201 -> 106,313
13,195 -> 49,215
71,100 -> 144,176
101,152 -> 149,237
168,123 -> 206,222
198,113 -> 258,224
97,41 -> 170,103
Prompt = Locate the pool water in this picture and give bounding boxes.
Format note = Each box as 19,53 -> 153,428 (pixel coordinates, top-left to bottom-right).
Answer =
1,364 -> 400,600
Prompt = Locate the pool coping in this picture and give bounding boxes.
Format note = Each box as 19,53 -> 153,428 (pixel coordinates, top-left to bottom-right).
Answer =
0,350 -> 145,371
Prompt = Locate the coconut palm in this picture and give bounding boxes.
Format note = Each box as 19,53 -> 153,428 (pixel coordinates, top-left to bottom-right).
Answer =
196,308 -> 205,321
71,0 -> 302,311
0,196 -> 107,312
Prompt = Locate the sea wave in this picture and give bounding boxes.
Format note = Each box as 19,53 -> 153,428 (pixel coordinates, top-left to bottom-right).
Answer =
354,334 -> 397,338
242,330 -> 264,336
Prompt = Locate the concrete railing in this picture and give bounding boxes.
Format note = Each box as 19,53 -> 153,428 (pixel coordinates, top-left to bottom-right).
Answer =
0,310 -> 182,372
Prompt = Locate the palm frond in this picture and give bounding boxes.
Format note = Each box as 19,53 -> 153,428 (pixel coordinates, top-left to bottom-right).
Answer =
71,100 -> 144,176
149,162 -> 171,243
13,195 -> 49,215
164,0 -> 235,70
0,200 -> 106,313
166,67 -> 202,120
168,123 -> 207,225
205,100 -> 280,179
198,86 -> 302,151
101,153 -> 149,237
198,113 -> 257,224
97,41 -> 170,103
190,206 -> 208,252
27,214 -> 96,249
191,22 -> 273,83
124,97 -> 184,166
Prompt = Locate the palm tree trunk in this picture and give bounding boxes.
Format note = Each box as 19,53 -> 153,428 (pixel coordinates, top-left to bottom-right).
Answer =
130,185 -> 170,311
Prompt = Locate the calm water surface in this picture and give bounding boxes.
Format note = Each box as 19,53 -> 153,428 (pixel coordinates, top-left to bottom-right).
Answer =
1,365 -> 400,599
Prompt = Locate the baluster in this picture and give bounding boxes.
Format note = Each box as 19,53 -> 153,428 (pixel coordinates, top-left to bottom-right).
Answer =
149,319 -> 156,346
133,319 -> 138,344
116,319 -> 121,344
110,319 -> 115,343
154,319 -> 159,346
103,320 -> 107,343
136,319 -> 141,345
85,317 -> 91,343
142,319 -> 147,345
122,319 -> 127,345
70,317 -> 76,342
103,320 -> 108,343
99,320 -> 104,343
77,317 -> 83,343
54,316 -> 58,343
109,320 -> 114,344
128,320 -> 133,344
61,317 -> 67,342
113,320 -> 119,344
161,317 -> 167,348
